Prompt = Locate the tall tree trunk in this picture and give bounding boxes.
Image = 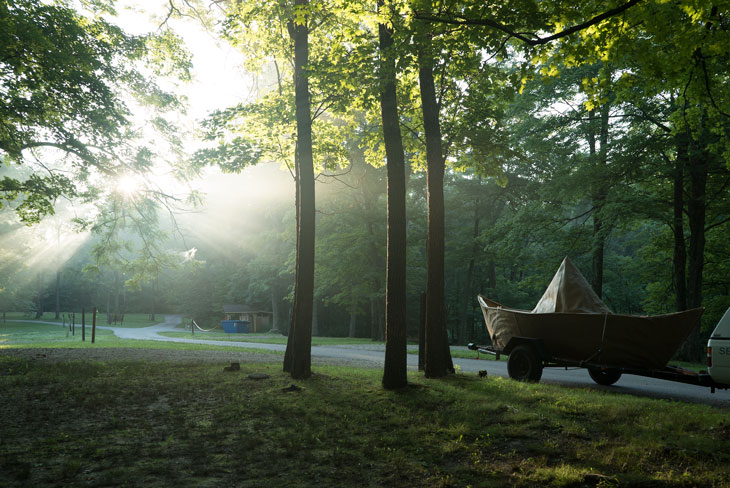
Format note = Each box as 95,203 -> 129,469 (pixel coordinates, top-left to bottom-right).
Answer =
114,270 -> 120,317
681,139 -> 709,361
370,297 -> 379,341
687,151 -> 707,310
672,136 -> 688,312
459,194 -> 479,345
379,3 -> 408,389
589,103 -> 610,297
349,302 -> 357,338
55,269 -> 61,319
487,259 -> 496,290
270,282 -> 286,334
418,38 -> 453,378
150,272 -> 158,321
283,0 -> 314,379
35,273 -> 43,319
365,203 -> 383,341
311,298 -> 319,337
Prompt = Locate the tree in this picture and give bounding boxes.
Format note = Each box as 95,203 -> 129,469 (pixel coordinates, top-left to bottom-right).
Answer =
279,0 -> 315,379
0,0 -> 190,224
379,0 -> 409,389
414,20 -> 454,377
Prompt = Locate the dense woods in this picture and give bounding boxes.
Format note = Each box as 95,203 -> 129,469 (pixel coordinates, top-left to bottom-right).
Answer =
2,0 -> 730,378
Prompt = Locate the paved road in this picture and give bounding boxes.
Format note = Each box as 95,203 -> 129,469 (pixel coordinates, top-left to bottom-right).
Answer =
19,316 -> 730,408
105,316 -> 730,408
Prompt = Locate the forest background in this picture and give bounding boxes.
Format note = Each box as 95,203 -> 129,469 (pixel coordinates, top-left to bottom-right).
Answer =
1,0 -> 729,364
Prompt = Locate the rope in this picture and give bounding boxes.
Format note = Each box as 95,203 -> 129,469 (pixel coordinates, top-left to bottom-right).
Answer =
598,312 -> 609,361
192,319 -> 220,332
580,313 -> 610,367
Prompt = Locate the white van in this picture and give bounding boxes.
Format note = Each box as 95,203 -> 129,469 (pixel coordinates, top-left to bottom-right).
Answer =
708,307 -> 730,385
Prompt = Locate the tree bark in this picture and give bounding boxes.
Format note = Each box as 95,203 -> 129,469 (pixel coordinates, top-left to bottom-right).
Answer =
487,259 -> 496,290
35,273 -> 43,319
459,194 -> 479,344
589,103 -> 610,297
55,269 -> 61,319
687,151 -> 707,311
270,282 -> 287,334
370,297 -> 379,341
379,4 -> 408,389
681,139 -> 708,362
418,37 -> 454,378
114,270 -> 120,317
150,272 -> 158,321
312,298 -> 319,337
348,302 -> 357,338
364,186 -> 384,341
672,134 -> 688,312
283,0 -> 314,379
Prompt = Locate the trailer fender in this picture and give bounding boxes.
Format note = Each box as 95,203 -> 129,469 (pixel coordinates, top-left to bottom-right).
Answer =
503,337 -> 552,361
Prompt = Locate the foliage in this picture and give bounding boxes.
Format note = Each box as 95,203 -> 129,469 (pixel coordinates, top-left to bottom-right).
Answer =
0,0 -> 191,223
2,0 -> 730,362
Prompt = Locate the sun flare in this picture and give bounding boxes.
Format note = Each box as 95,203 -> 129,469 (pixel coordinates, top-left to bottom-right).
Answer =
116,175 -> 140,198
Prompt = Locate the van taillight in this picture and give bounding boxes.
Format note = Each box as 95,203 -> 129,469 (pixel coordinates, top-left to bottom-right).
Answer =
707,346 -> 712,368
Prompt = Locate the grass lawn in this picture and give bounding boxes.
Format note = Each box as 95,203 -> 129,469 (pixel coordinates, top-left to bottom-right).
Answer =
0,321 -> 281,355
2,312 -> 165,328
1,354 -> 729,487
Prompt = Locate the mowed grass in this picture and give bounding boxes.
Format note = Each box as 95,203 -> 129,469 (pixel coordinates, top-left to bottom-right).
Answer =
1,355 -> 729,488
2,312 -> 165,328
0,321 -> 281,355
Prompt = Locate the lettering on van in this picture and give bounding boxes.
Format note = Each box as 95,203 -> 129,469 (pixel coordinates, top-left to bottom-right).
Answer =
719,347 -> 730,355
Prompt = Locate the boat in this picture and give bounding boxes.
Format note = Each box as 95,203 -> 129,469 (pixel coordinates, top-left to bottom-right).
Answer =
477,257 -> 703,371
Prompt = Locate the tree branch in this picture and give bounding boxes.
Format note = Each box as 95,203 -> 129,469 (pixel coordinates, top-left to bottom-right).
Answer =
414,0 -> 643,46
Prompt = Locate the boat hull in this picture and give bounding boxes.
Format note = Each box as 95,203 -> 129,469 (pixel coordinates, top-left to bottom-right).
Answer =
478,296 -> 703,370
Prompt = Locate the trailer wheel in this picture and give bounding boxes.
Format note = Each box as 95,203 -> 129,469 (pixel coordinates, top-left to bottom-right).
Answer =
588,367 -> 622,386
507,345 -> 543,382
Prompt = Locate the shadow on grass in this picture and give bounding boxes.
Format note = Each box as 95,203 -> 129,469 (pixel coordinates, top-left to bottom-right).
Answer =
1,355 -> 727,487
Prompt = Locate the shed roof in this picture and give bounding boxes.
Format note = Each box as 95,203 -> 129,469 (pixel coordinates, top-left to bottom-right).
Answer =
223,304 -> 271,314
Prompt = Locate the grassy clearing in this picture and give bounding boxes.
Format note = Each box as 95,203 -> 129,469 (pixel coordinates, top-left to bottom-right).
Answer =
162,330 -> 383,347
1,312 -> 164,328
0,321 -> 282,355
0,355 -> 728,487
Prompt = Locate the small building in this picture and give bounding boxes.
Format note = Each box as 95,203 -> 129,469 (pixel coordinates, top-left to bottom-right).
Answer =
223,304 -> 272,333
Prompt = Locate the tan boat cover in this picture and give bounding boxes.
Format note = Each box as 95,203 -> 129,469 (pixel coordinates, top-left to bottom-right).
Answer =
531,257 -> 611,314
478,257 -> 703,370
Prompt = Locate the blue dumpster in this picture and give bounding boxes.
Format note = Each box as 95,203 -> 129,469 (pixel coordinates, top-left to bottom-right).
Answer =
221,320 -> 250,333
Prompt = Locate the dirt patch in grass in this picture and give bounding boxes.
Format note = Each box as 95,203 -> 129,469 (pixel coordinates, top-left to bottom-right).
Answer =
1,349 -> 729,487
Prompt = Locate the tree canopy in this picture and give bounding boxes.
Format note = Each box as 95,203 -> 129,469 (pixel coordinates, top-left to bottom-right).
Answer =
3,0 -> 730,371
